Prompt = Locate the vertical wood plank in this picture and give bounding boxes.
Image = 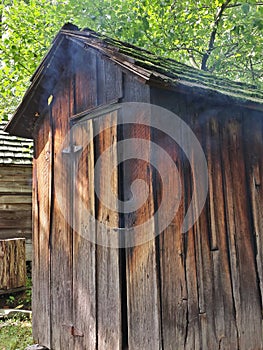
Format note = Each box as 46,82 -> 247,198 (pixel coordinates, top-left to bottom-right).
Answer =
32,113 -> 51,348
104,59 -> 123,103
96,55 -> 123,106
243,113 -> 263,314
152,127 -> 187,349
74,49 -> 97,114
94,111 -> 122,349
96,58 -> 106,106
205,115 -> 238,349
221,113 -> 263,349
187,114 -> 217,350
121,76 -> 160,349
123,123 -> 160,350
150,89 -> 202,350
72,120 -> 96,350
50,78 -> 74,350
184,225 -> 201,350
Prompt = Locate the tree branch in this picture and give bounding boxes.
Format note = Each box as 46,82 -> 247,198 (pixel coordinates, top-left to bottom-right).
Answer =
188,53 -> 200,69
198,2 -> 263,10
249,56 -> 256,82
144,30 -> 204,57
201,0 -> 232,71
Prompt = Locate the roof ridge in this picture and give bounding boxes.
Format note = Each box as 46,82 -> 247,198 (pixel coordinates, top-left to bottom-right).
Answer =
60,25 -> 263,104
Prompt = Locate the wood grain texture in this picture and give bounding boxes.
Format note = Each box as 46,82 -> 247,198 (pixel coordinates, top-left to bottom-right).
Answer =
30,52 -> 263,350
0,229 -> 31,240
152,126 -> 188,350
32,112 -> 51,348
0,194 -> 31,204
150,88 -> 263,349
0,238 -> 26,290
96,56 -> 123,106
74,48 -> 97,114
0,166 -> 32,239
94,112 -> 122,350
72,119 -> 96,350
0,181 -> 31,194
50,77 -> 74,350
243,112 -> 263,334
124,124 -> 160,350
218,113 -> 262,349
0,210 -> 31,228
205,115 -> 238,349
122,75 -> 161,350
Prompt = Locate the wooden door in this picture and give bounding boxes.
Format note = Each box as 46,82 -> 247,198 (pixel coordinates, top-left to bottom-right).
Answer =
69,108 -> 122,349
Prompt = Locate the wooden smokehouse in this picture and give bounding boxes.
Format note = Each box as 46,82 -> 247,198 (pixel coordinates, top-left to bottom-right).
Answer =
6,24 -> 263,350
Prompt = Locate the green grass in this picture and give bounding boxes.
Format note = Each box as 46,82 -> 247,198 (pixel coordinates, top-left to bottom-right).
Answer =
0,318 -> 34,350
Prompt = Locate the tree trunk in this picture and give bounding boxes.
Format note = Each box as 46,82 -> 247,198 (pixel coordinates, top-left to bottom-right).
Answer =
0,238 -> 26,291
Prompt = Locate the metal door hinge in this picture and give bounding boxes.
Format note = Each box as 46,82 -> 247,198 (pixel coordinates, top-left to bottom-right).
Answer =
62,145 -> 83,155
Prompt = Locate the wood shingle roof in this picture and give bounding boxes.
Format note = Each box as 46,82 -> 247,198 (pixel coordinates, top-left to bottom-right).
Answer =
0,121 -> 32,165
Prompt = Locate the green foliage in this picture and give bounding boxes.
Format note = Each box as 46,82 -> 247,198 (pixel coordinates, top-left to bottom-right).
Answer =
94,0 -> 263,85
24,276 -> 32,307
0,0 -> 262,121
5,276 -> 32,309
0,318 -> 33,349
0,0 -> 73,120
6,295 -> 15,307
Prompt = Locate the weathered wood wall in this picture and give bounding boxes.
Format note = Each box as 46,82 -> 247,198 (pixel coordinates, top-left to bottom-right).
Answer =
32,110 -> 52,348
32,43 -> 124,349
0,166 -> 32,239
0,122 -> 33,261
32,42 -> 263,350
148,89 -> 263,350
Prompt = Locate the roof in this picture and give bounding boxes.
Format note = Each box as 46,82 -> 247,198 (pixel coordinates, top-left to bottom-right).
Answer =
62,26 -> 263,103
0,120 -> 33,165
6,23 -> 263,139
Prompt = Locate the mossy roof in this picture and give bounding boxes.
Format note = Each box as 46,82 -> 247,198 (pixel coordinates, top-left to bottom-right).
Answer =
5,23 -> 263,139
59,24 -> 263,105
